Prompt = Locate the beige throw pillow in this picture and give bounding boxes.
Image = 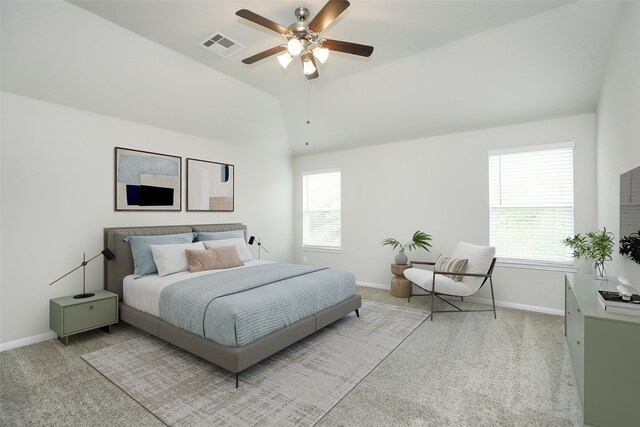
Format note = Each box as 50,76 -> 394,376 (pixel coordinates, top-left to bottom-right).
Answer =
185,246 -> 243,272
434,253 -> 468,282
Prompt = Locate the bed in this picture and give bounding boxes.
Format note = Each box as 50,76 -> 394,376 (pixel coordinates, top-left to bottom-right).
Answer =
104,223 -> 361,387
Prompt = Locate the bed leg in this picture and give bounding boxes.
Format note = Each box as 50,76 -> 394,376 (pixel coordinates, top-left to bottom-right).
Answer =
235,373 -> 239,388
355,309 -> 360,318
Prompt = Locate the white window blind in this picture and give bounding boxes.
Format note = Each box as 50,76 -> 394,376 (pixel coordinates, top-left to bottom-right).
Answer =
489,143 -> 574,267
303,170 -> 341,250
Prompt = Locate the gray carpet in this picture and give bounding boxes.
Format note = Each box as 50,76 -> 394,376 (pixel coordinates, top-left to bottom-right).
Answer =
0,286 -> 582,426
81,300 -> 429,426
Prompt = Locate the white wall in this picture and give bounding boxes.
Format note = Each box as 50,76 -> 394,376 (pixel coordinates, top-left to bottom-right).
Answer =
293,114 -> 597,313
282,1 -> 619,155
1,0 -> 289,154
596,1 -> 640,284
0,93 -> 294,345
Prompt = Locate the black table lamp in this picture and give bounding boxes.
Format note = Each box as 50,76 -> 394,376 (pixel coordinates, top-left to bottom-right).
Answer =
248,236 -> 269,260
49,249 -> 115,299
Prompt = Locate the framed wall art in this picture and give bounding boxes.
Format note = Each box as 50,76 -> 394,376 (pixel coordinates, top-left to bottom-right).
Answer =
115,147 -> 181,211
186,158 -> 234,211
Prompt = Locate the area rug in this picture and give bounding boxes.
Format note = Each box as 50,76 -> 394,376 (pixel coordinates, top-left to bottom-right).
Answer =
82,300 -> 429,426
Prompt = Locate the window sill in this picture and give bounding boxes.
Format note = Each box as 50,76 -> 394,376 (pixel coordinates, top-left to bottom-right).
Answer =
496,259 -> 578,273
301,246 -> 342,254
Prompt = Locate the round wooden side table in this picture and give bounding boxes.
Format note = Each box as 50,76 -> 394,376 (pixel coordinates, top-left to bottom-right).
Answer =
390,263 -> 412,298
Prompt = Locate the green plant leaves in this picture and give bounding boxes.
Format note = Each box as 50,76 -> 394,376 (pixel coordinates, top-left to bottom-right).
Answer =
562,227 -> 614,264
381,231 -> 432,252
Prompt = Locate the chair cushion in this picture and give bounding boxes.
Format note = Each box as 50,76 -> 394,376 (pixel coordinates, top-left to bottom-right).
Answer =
404,267 -> 474,296
434,253 -> 468,282
451,242 -> 496,292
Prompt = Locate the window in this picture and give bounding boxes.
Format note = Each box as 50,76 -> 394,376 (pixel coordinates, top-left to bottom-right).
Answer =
488,142 -> 574,268
302,170 -> 341,251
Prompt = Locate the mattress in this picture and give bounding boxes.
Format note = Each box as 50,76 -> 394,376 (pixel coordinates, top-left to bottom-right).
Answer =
123,261 -> 356,347
123,260 -> 269,316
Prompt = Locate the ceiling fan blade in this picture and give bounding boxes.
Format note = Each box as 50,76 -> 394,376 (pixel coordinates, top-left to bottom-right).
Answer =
302,55 -> 319,80
322,39 -> 374,57
308,0 -> 350,34
241,45 -> 287,64
236,9 -> 289,35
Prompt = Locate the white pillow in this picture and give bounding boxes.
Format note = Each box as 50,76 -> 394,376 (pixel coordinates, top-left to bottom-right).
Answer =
150,242 -> 205,277
203,238 -> 253,262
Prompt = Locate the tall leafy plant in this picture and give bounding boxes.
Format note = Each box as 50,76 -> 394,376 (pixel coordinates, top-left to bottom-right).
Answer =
563,227 -> 615,279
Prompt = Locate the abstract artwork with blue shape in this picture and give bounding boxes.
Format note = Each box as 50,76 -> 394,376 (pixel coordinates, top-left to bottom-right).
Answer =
115,147 -> 181,211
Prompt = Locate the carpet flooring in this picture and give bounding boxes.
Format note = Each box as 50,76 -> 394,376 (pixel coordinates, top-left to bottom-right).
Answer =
0,286 -> 582,426
81,300 -> 429,426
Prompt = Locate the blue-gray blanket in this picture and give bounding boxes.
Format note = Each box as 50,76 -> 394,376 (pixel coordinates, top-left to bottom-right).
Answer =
159,263 -> 356,347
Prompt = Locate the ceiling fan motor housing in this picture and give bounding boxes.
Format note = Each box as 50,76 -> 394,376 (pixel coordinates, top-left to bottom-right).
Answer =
294,6 -> 310,22
288,7 -> 319,47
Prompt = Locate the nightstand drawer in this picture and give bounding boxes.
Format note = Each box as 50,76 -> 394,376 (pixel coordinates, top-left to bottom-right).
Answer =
63,298 -> 117,335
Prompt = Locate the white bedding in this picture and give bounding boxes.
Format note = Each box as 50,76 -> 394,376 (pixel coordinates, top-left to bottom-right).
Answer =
123,260 -> 271,317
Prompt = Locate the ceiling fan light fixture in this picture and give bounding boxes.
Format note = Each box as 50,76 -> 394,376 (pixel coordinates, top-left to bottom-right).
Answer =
277,52 -> 293,68
303,57 -> 316,75
287,38 -> 303,56
312,46 -> 329,64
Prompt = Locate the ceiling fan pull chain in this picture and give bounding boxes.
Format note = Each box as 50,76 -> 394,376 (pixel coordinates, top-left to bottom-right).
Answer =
305,83 -> 311,147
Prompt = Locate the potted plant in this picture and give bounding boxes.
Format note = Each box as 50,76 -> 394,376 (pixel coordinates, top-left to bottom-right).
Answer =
563,227 -> 615,280
381,231 -> 432,265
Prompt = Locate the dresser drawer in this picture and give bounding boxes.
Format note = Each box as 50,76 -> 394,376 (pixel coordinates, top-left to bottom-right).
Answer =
63,297 -> 117,335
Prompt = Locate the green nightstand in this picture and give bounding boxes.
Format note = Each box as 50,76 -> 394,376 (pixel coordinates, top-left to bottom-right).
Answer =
50,290 -> 118,345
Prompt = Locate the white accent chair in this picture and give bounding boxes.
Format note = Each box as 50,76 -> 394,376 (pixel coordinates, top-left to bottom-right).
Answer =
404,242 -> 497,320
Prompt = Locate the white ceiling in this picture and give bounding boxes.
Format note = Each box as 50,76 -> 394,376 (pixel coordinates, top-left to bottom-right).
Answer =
71,0 -> 573,98
3,1 -> 622,156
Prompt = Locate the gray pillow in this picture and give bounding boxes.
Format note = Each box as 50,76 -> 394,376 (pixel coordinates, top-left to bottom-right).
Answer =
435,253 -> 468,282
196,230 -> 245,241
124,233 -> 195,277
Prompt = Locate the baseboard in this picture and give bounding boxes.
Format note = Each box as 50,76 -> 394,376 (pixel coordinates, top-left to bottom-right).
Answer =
464,296 -> 564,316
356,281 -> 564,316
356,280 -> 389,290
0,331 -> 56,352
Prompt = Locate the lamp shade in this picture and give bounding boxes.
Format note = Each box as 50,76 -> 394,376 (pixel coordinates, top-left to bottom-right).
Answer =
287,38 -> 303,56
312,46 -> 329,64
303,58 -> 317,75
277,52 -> 293,69
102,248 -> 115,261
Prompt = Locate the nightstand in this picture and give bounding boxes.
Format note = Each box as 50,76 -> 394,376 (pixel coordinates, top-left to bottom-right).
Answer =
50,290 -> 118,345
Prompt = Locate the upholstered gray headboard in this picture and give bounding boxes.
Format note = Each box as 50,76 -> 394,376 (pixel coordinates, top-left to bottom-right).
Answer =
104,223 -> 247,300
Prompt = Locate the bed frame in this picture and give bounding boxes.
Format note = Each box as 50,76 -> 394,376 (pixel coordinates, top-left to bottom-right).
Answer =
103,223 -> 361,387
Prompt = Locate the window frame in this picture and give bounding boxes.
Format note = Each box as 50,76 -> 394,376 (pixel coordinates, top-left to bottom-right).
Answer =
488,141 -> 577,272
301,168 -> 342,253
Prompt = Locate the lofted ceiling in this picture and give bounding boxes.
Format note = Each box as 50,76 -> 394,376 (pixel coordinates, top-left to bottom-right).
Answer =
4,1 -> 622,156
71,0 -> 574,98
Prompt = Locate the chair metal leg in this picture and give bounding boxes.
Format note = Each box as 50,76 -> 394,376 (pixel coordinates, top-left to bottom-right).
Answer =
355,309 -> 360,318
490,277 -> 496,319
431,272 -> 436,321
235,373 -> 239,388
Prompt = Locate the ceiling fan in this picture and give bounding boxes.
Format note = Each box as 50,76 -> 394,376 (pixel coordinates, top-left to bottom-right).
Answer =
236,0 -> 374,80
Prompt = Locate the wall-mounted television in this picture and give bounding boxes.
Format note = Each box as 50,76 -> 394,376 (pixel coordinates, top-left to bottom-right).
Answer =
620,165 -> 640,264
